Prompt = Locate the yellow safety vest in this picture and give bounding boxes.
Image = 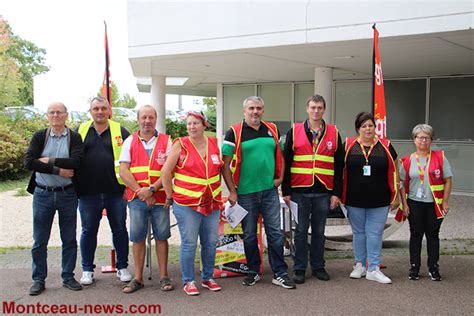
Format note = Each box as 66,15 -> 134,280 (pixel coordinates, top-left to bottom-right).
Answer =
78,119 -> 125,185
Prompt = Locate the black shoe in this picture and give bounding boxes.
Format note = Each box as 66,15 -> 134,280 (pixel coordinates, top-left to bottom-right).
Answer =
313,268 -> 330,281
242,273 -> 260,286
272,274 -> 296,289
63,278 -> 83,291
429,265 -> 442,281
29,281 -> 45,296
408,265 -> 420,280
293,271 -> 306,284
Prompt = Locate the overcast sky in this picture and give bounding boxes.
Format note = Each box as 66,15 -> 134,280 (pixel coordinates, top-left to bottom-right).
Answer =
1,0 -> 199,112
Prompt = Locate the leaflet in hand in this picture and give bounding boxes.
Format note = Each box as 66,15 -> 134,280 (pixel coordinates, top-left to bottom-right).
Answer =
223,201 -> 248,228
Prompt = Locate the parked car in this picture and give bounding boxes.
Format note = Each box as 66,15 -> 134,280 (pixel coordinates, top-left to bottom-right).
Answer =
2,106 -> 45,120
69,110 -> 90,123
112,107 -> 136,121
166,109 -> 186,121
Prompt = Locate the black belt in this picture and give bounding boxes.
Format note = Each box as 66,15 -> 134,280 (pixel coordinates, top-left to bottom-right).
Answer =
36,184 -> 74,192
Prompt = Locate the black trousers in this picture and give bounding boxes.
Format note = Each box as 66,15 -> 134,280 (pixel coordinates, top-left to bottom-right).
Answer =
407,199 -> 443,268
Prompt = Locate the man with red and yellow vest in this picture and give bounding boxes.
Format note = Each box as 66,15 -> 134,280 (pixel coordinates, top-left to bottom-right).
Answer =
222,96 -> 296,289
119,105 -> 173,293
282,94 -> 344,284
76,96 -> 131,286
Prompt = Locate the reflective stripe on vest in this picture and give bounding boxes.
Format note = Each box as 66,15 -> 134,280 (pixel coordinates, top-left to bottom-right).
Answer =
78,119 -> 124,184
290,122 -> 337,189
126,132 -> 169,204
173,136 -> 223,208
401,150 -> 445,218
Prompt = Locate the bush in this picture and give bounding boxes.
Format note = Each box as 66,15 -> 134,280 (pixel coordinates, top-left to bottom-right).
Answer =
0,114 -> 189,180
0,114 -> 48,180
114,118 -> 187,140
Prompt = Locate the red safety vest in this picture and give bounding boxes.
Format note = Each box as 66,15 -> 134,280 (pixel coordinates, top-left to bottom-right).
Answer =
342,136 -> 398,205
229,120 -> 282,188
126,132 -> 169,205
290,122 -> 338,190
173,136 -> 223,215
400,150 -> 446,219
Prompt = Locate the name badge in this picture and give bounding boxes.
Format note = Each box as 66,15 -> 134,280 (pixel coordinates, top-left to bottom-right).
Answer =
362,165 -> 371,176
416,187 -> 424,199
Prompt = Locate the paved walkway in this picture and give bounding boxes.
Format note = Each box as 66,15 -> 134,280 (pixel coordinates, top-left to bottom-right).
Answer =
1,192 -> 473,314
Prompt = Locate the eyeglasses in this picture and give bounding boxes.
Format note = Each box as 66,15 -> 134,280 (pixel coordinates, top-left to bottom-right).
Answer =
47,111 -> 66,116
415,136 -> 431,141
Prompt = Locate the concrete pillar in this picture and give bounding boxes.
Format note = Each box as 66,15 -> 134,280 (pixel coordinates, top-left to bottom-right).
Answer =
150,76 -> 166,133
314,67 -> 333,123
216,83 -> 224,146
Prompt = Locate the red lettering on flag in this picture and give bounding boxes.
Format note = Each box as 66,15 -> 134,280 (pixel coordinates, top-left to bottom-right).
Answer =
372,25 -> 387,140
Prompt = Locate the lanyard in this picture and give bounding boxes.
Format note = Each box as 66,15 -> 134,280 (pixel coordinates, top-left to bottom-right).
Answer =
357,138 -> 377,165
415,152 -> 430,184
311,124 -> 322,153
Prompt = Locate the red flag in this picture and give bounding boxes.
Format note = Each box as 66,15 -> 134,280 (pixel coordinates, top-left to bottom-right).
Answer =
372,24 -> 386,139
102,21 -> 112,117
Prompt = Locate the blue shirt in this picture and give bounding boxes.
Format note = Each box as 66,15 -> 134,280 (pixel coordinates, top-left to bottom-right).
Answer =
36,129 -> 72,187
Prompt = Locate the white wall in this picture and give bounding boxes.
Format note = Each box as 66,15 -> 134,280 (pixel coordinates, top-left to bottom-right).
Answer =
128,0 -> 473,58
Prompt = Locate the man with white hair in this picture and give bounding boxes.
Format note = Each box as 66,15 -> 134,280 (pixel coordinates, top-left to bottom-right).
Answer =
24,102 -> 84,295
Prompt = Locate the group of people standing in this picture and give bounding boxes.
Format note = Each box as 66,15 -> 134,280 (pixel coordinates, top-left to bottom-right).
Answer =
24,94 -> 452,297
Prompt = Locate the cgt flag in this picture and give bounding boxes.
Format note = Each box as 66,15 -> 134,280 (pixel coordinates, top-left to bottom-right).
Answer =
102,21 -> 112,115
372,24 -> 386,140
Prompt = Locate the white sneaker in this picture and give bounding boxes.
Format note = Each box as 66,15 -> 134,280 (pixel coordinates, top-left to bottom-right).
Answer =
366,267 -> 392,284
117,268 -> 132,282
80,271 -> 94,285
350,262 -> 366,279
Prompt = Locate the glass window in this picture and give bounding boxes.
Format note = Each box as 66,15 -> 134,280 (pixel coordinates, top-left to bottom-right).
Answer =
334,81 -> 371,140
259,84 -> 292,136
223,85 -> 255,130
294,83 -> 314,123
430,77 -> 474,141
385,79 -> 426,139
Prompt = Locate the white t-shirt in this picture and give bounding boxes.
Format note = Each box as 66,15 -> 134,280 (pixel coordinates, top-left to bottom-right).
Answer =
119,131 -> 172,163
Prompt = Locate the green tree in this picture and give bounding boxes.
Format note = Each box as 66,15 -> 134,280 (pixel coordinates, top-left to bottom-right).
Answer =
96,81 -> 137,108
0,18 -> 49,108
203,97 -> 216,132
117,93 -> 137,109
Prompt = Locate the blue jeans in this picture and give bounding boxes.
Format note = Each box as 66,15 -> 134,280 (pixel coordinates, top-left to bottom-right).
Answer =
238,187 -> 288,277
292,192 -> 330,272
173,203 -> 220,284
79,193 -> 129,271
32,187 -> 78,283
347,205 -> 389,271
128,199 -> 170,242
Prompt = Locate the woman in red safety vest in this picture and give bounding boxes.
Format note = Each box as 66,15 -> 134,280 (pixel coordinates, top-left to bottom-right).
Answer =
161,111 -> 225,296
342,112 -> 400,284
398,124 -> 453,281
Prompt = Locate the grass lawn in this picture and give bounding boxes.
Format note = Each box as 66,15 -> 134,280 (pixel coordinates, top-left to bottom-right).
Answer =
0,177 -> 29,193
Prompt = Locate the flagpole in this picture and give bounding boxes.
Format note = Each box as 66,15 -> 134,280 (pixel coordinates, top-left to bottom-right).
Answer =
371,23 -> 376,115
103,21 -> 112,117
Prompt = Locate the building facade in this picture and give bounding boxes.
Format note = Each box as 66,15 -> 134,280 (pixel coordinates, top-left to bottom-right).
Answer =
127,0 -> 474,192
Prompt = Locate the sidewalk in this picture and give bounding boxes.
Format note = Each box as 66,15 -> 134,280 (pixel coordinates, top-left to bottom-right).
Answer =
0,251 -> 473,315
1,193 -> 473,314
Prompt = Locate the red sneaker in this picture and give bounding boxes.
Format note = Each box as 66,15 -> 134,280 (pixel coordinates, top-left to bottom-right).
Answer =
183,281 -> 200,296
202,279 -> 221,291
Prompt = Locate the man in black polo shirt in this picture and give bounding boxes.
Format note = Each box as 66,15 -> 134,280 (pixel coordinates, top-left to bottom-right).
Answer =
76,97 -> 131,285
222,96 -> 296,289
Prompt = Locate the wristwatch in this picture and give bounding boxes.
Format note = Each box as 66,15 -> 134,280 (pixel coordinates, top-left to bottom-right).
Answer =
149,186 -> 156,193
